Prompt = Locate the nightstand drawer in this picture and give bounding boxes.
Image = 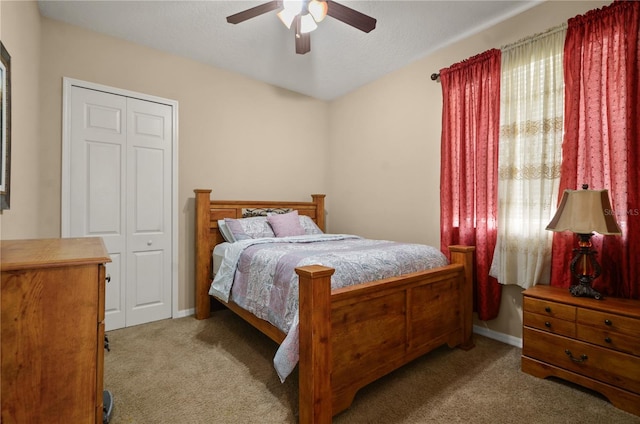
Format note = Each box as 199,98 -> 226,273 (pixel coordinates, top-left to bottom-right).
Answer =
524,297 -> 576,321
577,309 -> 640,339
523,328 -> 640,394
577,324 -> 640,356
523,311 -> 575,337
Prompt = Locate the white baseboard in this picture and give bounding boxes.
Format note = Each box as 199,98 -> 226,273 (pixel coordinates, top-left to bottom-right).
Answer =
174,308 -> 195,319
473,325 -> 522,348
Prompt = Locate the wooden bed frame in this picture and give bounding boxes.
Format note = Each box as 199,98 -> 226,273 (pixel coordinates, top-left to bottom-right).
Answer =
194,189 -> 475,423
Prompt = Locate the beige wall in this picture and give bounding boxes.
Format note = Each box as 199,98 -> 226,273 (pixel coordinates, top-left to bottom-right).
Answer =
1,0 -> 611,339
328,0 -> 610,339
0,1 -> 42,239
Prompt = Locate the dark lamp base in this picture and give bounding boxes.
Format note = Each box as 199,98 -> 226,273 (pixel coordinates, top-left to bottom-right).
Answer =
569,232 -> 604,300
569,283 -> 603,300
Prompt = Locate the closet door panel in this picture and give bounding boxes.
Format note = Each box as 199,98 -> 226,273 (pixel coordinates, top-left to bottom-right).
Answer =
125,98 -> 172,327
69,87 -> 127,331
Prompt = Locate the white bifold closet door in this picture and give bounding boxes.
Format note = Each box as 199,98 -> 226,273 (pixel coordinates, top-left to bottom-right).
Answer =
66,85 -> 173,330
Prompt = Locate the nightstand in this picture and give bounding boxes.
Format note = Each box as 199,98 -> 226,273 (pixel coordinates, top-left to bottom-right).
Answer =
522,285 -> 640,416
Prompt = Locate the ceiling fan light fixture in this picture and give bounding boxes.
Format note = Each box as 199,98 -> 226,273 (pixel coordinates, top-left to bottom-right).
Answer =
282,0 -> 303,14
277,8 -> 297,29
308,0 -> 328,22
300,13 -> 318,33
226,0 -> 376,54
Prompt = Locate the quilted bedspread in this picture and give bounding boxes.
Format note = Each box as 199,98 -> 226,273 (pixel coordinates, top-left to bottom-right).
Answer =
210,234 -> 448,381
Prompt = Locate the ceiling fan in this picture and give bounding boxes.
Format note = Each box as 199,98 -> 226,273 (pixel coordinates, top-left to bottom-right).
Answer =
226,0 -> 377,54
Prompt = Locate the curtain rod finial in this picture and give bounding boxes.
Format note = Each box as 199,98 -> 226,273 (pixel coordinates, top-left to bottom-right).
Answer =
431,73 -> 440,81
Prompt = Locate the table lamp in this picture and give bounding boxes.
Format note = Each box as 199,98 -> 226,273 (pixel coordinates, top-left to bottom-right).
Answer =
546,184 -> 621,299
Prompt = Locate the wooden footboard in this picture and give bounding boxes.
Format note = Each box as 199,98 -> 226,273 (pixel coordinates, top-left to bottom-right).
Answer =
297,245 -> 474,423
193,189 -> 475,423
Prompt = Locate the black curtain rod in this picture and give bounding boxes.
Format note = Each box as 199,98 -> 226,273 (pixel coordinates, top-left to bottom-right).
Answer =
431,73 -> 440,81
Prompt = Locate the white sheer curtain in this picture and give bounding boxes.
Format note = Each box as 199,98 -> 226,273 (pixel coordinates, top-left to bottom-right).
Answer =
489,25 -> 566,288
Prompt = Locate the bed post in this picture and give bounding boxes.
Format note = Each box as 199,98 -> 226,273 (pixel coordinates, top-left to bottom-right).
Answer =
194,189 -> 212,320
311,194 -> 326,233
449,245 -> 475,350
296,265 -> 335,424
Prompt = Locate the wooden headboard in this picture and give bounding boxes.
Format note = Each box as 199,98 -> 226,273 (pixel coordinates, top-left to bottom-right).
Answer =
193,189 -> 326,319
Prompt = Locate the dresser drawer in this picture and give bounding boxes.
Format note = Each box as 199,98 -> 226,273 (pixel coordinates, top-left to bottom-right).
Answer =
523,327 -> 640,394
523,311 -> 575,337
524,297 -> 576,321
577,309 -> 640,339
577,324 -> 640,356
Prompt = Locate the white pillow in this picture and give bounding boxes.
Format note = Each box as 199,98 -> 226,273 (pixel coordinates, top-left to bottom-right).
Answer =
218,220 -> 237,243
299,215 -> 323,235
224,216 -> 276,240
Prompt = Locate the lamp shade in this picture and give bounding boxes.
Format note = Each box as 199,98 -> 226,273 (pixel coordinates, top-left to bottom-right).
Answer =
278,0 -> 303,29
308,0 -> 328,22
300,13 -> 318,33
277,8 -> 297,29
546,189 -> 621,235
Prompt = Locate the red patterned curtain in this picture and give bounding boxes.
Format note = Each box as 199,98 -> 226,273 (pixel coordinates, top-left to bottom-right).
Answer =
440,49 -> 502,320
551,0 -> 640,299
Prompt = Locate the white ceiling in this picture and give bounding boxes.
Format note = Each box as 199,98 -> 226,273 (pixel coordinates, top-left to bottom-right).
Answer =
37,0 -> 541,100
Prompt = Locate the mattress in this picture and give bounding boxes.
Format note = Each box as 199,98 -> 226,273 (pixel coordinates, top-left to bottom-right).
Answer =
212,242 -> 230,275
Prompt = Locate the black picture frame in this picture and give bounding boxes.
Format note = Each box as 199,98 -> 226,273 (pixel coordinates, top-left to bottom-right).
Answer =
0,41 -> 11,210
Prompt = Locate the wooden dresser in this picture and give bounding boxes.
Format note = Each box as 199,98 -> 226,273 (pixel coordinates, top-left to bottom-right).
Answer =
1,238 -> 111,423
522,285 -> 640,416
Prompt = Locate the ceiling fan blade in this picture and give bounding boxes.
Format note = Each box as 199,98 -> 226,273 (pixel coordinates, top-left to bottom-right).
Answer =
326,1 -> 376,33
226,1 -> 281,24
294,15 -> 311,54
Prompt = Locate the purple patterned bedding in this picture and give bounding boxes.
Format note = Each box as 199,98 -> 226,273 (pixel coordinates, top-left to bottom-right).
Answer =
209,234 -> 448,381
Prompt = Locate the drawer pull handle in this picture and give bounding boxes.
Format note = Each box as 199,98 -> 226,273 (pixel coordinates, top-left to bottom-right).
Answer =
545,307 -> 551,313
565,349 -> 588,363
544,321 -> 551,328
604,337 -> 612,343
604,319 -> 612,326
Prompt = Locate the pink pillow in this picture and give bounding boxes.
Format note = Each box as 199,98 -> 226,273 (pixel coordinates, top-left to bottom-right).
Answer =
267,211 -> 306,237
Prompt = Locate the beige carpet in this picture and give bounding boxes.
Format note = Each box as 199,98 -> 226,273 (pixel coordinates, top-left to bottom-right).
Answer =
104,311 -> 640,424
